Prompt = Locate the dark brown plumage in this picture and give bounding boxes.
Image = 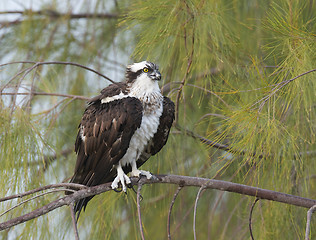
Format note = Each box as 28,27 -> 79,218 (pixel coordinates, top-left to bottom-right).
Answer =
67,61 -> 174,219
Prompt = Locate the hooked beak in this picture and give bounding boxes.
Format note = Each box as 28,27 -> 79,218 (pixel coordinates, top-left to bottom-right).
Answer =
150,70 -> 161,81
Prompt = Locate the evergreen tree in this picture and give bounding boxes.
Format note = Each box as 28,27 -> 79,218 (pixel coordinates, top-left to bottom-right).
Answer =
0,1 -> 315,239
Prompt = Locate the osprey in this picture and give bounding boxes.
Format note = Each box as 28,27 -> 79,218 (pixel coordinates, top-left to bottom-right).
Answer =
68,61 -> 175,219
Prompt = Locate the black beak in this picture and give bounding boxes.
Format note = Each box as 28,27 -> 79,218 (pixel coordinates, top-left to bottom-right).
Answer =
150,70 -> 161,81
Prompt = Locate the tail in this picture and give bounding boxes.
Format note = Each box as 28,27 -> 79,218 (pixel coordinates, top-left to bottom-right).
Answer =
65,173 -> 96,221
66,169 -> 117,220
73,196 -> 94,220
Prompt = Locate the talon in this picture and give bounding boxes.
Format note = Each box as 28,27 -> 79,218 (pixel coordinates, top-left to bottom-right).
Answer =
113,188 -> 122,193
130,169 -> 152,180
111,163 -> 131,193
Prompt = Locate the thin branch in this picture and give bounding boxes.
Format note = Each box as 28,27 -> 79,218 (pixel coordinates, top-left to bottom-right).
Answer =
0,61 -> 115,90
305,205 -> 316,240
175,124 -> 264,159
175,13 -> 195,124
0,10 -> 119,28
0,189 -> 73,218
0,183 -> 87,203
69,203 -> 80,240
1,174 -> 316,231
252,69 -> 316,111
137,183 -> 145,240
167,186 -> 183,240
249,198 -> 260,240
0,10 -> 119,19
0,92 -> 89,101
193,187 -> 205,240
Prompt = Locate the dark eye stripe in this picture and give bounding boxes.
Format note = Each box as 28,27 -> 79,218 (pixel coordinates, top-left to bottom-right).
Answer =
126,63 -> 157,83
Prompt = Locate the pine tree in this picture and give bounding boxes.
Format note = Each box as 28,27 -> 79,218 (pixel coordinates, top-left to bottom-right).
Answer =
0,1 -> 315,239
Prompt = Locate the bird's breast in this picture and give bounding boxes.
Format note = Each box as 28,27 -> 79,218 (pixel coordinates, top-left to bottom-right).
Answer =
119,99 -> 163,167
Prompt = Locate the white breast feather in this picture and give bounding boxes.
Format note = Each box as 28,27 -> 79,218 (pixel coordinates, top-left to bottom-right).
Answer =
119,102 -> 163,167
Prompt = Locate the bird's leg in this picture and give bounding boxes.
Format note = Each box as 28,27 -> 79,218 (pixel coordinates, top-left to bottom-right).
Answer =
111,162 -> 131,192
129,160 -> 152,180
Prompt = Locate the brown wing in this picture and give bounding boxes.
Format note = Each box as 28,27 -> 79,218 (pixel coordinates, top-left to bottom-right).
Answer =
130,96 -> 174,170
71,96 -> 142,187
69,93 -> 142,218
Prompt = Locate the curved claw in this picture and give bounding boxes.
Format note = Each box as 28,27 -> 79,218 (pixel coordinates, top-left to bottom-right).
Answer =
111,164 -> 131,192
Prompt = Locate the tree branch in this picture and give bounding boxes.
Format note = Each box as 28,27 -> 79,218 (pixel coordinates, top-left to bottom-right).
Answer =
167,186 -> 182,240
193,187 -> 205,240
0,10 -> 119,19
0,10 -> 118,28
0,92 -> 89,100
175,124 -> 264,159
0,61 -> 115,92
0,183 -> 87,203
137,183 -> 145,240
249,198 -> 259,240
305,205 -> 316,240
1,174 -> 315,231
69,203 -> 80,240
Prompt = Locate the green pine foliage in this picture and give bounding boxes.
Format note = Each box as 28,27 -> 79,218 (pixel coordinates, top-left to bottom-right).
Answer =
0,0 -> 315,239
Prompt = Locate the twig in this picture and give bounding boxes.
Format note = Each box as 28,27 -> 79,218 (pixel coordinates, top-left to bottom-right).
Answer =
193,187 -> 205,240
0,183 -> 86,203
252,68 -> 316,111
0,10 -> 119,28
0,189 -> 74,218
175,124 -> 264,159
249,198 -> 260,240
69,203 -> 80,240
0,92 -> 89,100
0,61 -> 115,90
0,10 -> 119,19
167,186 -> 183,240
175,14 -> 195,124
137,183 -> 145,240
1,174 -> 316,231
305,205 -> 316,240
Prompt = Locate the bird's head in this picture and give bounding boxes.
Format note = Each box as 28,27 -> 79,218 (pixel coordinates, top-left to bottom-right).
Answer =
126,61 -> 161,84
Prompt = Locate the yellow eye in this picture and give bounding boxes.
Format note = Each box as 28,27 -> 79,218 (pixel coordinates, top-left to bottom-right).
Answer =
143,67 -> 149,72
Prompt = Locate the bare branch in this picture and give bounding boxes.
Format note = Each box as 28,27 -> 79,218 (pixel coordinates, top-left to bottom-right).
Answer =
193,187 -> 205,240
249,198 -> 260,240
175,124 -> 264,159
0,92 -> 89,100
1,174 -> 316,231
137,183 -> 145,240
167,186 -> 183,240
0,189 -> 73,218
0,10 -> 119,19
305,205 -> 316,240
0,61 -> 115,90
0,10 -> 119,28
69,203 -> 80,240
0,183 -> 87,203
252,69 -> 316,111
175,14 -> 195,124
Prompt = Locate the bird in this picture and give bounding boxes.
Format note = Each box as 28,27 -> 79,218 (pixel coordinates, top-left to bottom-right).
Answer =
67,61 -> 175,219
